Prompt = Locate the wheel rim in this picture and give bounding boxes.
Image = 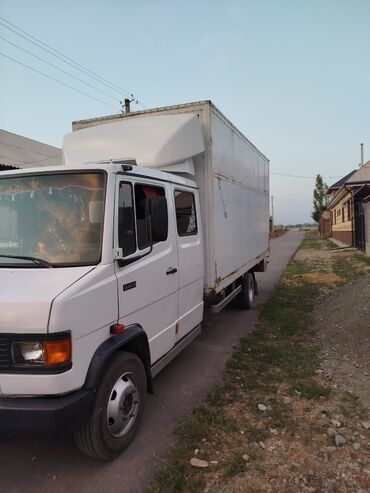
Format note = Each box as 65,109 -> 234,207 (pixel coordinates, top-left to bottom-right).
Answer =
107,372 -> 140,438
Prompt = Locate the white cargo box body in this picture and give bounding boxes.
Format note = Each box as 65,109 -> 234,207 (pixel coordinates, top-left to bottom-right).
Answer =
71,101 -> 269,295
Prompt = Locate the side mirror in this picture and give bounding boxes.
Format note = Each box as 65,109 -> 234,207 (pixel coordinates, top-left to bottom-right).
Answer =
149,196 -> 168,242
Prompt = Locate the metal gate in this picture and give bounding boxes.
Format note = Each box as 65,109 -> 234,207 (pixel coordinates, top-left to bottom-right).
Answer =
354,201 -> 366,251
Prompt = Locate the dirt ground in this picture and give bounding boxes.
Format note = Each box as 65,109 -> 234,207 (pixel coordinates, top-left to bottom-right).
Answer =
314,272 -> 370,408
149,241 -> 370,493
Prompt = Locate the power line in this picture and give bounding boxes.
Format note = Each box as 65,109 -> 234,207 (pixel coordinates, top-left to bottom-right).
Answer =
0,34 -> 120,103
137,101 -> 149,110
0,52 -> 118,110
271,171 -> 342,179
0,16 -> 139,102
273,196 -> 311,210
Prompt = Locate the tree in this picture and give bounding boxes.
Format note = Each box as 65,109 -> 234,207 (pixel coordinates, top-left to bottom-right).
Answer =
312,174 -> 328,223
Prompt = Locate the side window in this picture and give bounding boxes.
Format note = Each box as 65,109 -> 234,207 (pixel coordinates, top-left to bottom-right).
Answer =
175,190 -> 198,236
134,184 -> 166,250
118,182 -> 136,257
118,182 -> 168,256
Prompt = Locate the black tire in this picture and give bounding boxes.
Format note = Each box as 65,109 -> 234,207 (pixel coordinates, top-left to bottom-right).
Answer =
75,351 -> 147,460
237,272 -> 255,310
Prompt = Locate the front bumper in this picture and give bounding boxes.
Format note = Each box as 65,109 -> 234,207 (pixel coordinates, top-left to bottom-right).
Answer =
0,389 -> 94,433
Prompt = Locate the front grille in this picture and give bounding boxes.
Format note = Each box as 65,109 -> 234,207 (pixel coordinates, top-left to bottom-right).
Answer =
0,338 -> 12,370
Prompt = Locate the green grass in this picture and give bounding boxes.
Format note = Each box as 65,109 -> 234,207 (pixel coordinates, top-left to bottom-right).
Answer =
331,253 -> 370,281
300,232 -> 334,250
148,234 -> 369,493
223,453 -> 246,478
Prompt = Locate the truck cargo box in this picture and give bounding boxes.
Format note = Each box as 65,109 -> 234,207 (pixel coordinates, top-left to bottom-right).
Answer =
70,101 -> 270,295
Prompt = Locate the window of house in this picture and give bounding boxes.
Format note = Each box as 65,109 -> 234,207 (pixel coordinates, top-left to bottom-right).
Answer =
342,207 -> 345,222
174,190 -> 198,236
118,182 -> 167,257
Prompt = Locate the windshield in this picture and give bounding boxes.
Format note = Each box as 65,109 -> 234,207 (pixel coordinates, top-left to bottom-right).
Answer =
0,172 -> 106,267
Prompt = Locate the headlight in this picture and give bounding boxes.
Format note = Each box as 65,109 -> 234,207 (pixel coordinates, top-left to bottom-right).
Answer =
12,336 -> 72,367
13,342 -> 45,365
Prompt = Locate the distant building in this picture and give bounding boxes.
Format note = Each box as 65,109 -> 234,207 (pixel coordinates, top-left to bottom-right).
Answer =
327,162 -> 370,251
328,186 -> 353,246
326,170 -> 356,202
364,194 -> 370,257
346,162 -> 370,251
0,129 -> 62,171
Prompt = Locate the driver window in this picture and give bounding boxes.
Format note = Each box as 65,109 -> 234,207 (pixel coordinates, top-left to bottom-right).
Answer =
118,182 -> 167,257
118,182 -> 136,257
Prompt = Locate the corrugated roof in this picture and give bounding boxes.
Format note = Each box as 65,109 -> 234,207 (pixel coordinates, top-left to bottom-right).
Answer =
327,170 -> 356,191
347,161 -> 370,184
328,186 -> 350,208
0,129 -> 62,169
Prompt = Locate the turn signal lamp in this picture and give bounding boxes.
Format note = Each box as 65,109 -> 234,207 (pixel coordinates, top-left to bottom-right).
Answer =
44,338 -> 72,365
110,323 -> 125,335
12,335 -> 72,367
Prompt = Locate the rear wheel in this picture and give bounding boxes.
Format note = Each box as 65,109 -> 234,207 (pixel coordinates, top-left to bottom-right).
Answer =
75,351 -> 147,460
237,272 -> 255,310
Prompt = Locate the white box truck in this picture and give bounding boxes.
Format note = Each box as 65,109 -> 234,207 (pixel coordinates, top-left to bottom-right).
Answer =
0,101 -> 269,459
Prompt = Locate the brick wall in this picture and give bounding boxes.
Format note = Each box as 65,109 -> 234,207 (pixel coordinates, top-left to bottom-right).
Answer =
319,217 -> 331,238
331,230 -> 353,246
365,202 -> 370,257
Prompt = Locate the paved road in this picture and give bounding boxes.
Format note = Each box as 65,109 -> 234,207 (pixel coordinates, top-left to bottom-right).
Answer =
0,231 -> 304,493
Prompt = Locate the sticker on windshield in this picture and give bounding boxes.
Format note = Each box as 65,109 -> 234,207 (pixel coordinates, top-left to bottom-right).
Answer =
0,240 -> 19,249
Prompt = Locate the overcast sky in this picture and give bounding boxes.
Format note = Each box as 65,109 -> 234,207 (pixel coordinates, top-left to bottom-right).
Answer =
1,0 -> 369,224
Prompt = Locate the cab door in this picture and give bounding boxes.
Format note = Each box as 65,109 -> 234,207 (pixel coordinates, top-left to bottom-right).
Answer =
115,178 -> 179,365
173,186 -> 204,342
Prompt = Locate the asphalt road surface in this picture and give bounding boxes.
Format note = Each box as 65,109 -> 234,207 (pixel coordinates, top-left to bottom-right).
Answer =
0,231 -> 304,493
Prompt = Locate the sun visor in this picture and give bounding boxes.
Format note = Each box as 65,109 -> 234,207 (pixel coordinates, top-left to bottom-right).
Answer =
63,113 -> 205,171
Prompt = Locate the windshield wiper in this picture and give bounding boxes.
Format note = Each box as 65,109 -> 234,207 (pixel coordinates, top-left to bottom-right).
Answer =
0,254 -> 54,268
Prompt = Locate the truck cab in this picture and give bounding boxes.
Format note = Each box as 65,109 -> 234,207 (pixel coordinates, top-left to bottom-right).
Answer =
0,103 -> 269,459
0,162 -> 204,459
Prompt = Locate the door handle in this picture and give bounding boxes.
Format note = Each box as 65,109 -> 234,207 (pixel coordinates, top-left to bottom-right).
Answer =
166,267 -> 177,275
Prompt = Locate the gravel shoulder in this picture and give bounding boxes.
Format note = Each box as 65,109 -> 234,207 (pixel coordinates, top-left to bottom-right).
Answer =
0,234 -> 304,493
314,273 -> 370,408
148,235 -> 370,493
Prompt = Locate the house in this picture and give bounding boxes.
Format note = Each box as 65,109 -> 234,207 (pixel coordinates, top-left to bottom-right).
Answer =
326,170 -> 357,203
363,194 -> 370,257
346,161 -> 370,251
0,129 -> 62,171
327,171 -> 356,245
328,162 -> 370,251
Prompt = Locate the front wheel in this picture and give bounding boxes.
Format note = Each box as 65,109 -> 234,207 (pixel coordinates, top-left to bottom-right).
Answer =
75,351 -> 147,460
237,272 -> 255,310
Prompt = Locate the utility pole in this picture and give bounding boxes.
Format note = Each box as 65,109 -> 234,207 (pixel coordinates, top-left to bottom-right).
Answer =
120,97 -> 137,115
124,98 -> 131,114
